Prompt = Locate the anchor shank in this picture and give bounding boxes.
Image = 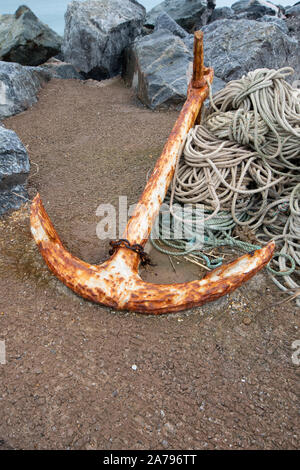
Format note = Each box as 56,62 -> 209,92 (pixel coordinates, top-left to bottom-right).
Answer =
123,33 -> 213,246
192,31 -> 205,88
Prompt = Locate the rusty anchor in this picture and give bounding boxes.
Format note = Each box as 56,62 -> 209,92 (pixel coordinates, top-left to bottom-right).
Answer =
30,32 -> 275,314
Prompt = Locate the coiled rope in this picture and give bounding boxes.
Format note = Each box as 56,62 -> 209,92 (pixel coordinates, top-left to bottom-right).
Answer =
150,68 -> 300,305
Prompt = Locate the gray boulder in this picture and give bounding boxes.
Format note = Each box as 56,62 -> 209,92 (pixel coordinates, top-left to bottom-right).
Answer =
286,4 -> 300,16
0,61 -> 50,120
232,0 -> 280,18
145,0 -> 212,32
123,30 -> 192,109
62,0 -> 146,80
123,28 -> 226,110
38,58 -> 83,80
257,14 -> 289,33
154,12 -> 189,38
0,126 -> 29,216
231,0 -> 251,12
285,15 -> 300,42
210,76 -> 227,95
0,5 -> 62,66
0,184 -> 28,215
209,7 -> 236,23
0,57 -> 85,120
202,19 -> 300,82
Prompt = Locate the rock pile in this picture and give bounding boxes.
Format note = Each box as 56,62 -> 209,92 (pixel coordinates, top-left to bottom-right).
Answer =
124,0 -> 300,109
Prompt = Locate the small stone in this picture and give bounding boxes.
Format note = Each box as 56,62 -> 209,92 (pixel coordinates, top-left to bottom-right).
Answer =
37,397 -> 46,405
243,317 -> 252,325
132,364 -> 137,371
164,422 -> 175,434
38,58 -> 83,80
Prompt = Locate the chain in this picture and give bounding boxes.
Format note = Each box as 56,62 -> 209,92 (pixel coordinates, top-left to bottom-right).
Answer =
109,239 -> 154,266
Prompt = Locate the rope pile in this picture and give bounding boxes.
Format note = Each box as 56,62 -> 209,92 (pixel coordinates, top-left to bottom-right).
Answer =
151,67 -> 300,305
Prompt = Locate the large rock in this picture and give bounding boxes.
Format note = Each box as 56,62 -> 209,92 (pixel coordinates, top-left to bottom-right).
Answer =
154,12 -> 189,38
62,0 -> 146,80
0,57 -> 85,120
286,4 -> 300,16
0,5 -> 62,66
38,58 -> 83,80
123,29 -> 226,110
285,15 -> 300,42
209,7 -> 236,23
145,0 -> 212,31
202,19 -> 300,82
257,15 -> 289,33
231,0 -> 248,12
232,0 -> 278,15
231,0 -> 250,12
0,61 -> 50,120
232,0 -> 282,19
123,30 -> 192,109
0,126 -> 29,215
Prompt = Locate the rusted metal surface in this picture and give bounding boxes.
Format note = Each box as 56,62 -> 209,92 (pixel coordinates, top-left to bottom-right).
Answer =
192,31 -> 206,89
123,69 -> 214,245
30,32 -> 275,314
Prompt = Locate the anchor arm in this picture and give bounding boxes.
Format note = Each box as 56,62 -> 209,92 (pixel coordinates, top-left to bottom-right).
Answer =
31,194 -> 275,314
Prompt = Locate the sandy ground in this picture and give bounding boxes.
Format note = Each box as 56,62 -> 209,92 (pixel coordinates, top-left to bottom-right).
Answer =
0,77 -> 299,450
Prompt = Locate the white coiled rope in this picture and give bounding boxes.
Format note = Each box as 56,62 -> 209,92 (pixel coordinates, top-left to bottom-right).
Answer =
154,67 -> 300,305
